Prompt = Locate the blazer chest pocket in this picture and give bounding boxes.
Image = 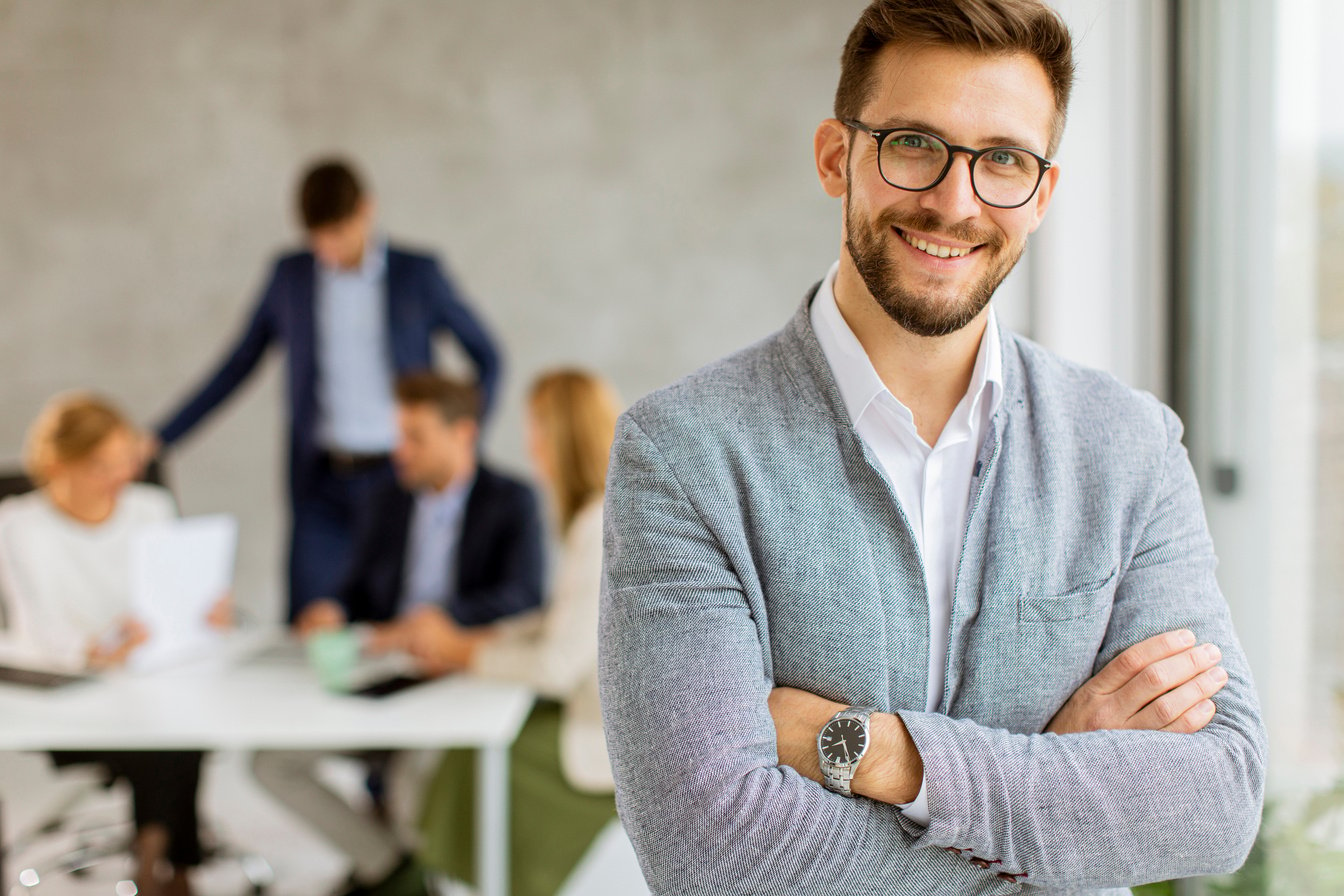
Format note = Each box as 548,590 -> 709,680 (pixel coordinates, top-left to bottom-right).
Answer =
1018,568 -> 1119,624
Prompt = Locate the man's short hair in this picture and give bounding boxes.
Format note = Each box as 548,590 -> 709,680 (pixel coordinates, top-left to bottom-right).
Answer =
835,0 -> 1075,156
298,158 -> 365,230
394,372 -> 482,425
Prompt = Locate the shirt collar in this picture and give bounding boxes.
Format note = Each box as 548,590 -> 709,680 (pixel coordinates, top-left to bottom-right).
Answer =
318,234 -> 388,281
809,260 -> 1003,428
416,474 -> 472,523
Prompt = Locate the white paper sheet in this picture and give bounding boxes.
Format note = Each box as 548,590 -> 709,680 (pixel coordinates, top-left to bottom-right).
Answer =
128,514 -> 238,671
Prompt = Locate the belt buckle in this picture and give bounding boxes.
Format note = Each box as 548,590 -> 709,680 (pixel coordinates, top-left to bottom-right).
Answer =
328,450 -> 370,475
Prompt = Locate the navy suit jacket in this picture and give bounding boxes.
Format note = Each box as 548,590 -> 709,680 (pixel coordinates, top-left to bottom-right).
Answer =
337,465 -> 544,627
156,245 -> 501,501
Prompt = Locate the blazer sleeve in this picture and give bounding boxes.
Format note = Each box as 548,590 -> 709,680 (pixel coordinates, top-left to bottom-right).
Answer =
472,501 -> 603,698
450,482 -> 544,627
600,415 -> 987,896
155,263 -> 281,445
894,405 -> 1266,888
421,256 -> 502,418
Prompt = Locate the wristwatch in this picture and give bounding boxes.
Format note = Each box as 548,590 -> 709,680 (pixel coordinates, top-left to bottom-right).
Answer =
817,705 -> 877,796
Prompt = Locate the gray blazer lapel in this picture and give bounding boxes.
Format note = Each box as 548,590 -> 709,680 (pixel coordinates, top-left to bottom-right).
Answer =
764,290 -> 933,712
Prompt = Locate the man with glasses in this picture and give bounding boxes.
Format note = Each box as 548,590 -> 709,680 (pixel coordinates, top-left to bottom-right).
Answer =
599,1 -> 1265,893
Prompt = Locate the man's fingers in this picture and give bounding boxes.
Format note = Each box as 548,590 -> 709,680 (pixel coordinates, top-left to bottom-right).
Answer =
1087,629 -> 1198,694
1129,665 -> 1229,731
122,618 -> 151,645
1161,699 -> 1218,734
295,601 -> 345,637
1112,642 -> 1221,715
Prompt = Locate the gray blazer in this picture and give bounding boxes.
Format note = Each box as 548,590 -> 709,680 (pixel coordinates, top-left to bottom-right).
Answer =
599,292 -> 1266,895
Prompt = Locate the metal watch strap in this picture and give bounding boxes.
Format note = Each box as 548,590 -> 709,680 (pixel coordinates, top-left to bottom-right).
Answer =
821,764 -> 856,796
819,706 -> 876,797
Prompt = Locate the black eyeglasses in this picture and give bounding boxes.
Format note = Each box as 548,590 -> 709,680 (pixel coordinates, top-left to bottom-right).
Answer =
842,120 -> 1052,209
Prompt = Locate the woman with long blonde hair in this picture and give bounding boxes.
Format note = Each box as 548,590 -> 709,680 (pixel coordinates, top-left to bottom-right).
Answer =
413,368 -> 621,896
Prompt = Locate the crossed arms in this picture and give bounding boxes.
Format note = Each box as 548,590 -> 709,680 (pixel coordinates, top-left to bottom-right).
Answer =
769,627 -> 1231,807
599,412 -> 1266,895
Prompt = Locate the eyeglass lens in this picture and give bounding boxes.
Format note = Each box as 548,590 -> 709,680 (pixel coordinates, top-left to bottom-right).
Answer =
878,130 -> 1042,207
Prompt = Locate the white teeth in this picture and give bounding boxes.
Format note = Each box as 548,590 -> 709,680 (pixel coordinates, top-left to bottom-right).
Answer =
902,231 -> 973,258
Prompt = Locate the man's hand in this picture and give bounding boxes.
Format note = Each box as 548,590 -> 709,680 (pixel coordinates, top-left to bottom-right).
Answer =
365,617 -> 412,654
401,605 -> 484,676
768,687 -> 923,805
293,599 -> 347,638
768,687 -> 838,782
1046,629 -> 1228,735
136,432 -> 162,475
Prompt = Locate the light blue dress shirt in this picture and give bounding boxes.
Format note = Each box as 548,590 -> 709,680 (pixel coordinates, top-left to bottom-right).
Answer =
399,478 -> 472,613
314,237 -> 398,453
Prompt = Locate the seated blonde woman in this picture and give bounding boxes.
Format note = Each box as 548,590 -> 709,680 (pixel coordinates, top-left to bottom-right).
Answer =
0,393 -> 226,896
411,369 -> 620,896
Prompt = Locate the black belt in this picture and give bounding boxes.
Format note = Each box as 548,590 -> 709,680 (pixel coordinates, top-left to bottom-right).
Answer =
322,450 -> 391,476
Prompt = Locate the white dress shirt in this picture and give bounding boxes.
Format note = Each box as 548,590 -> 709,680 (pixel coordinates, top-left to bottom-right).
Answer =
809,261 -> 1003,825
399,477 -> 472,613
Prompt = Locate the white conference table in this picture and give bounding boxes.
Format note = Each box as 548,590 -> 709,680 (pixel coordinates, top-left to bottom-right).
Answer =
0,629 -> 534,896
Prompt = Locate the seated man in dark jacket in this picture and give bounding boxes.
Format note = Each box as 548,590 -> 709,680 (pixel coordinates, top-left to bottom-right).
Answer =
299,371 -> 543,641
252,372 -> 543,896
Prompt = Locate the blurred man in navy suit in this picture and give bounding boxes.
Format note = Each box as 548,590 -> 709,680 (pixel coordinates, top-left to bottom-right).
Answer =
294,372 -> 544,644
254,372 -> 542,896
154,160 -> 501,621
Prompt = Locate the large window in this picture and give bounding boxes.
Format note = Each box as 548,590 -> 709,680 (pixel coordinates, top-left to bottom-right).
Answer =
1176,0 -> 1340,891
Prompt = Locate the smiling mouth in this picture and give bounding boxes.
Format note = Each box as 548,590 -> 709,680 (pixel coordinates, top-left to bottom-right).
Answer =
896,228 -> 981,259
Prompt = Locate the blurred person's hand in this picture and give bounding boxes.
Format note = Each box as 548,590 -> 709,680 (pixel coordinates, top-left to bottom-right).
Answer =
206,591 -> 235,630
136,432 -> 162,473
1046,629 -> 1229,735
293,599 -> 347,639
86,617 -> 151,670
402,605 -> 479,676
366,617 -> 412,655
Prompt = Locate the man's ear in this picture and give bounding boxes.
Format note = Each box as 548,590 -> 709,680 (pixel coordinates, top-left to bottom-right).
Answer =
815,119 -> 851,199
457,418 -> 481,448
1026,162 -> 1060,233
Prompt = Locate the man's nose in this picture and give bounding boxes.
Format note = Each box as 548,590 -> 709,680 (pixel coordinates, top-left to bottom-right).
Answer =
917,153 -> 982,222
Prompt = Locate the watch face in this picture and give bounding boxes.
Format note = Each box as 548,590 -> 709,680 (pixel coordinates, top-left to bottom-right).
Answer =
819,717 -> 868,765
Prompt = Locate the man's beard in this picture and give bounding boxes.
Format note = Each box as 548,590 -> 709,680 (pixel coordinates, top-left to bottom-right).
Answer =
844,194 -> 1024,338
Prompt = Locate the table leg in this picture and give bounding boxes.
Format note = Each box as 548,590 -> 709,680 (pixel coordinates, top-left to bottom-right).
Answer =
476,745 -> 508,896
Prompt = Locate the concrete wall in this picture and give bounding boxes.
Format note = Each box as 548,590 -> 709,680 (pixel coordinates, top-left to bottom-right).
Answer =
0,0 -> 867,620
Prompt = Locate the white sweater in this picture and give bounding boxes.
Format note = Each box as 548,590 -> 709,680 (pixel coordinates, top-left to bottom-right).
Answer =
0,484 -> 176,670
471,498 -> 612,793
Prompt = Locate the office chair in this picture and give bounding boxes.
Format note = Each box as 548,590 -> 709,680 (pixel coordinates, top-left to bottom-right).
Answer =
0,460 -> 275,894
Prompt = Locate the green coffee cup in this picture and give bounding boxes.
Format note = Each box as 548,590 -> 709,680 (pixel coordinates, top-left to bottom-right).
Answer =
306,629 -> 361,692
